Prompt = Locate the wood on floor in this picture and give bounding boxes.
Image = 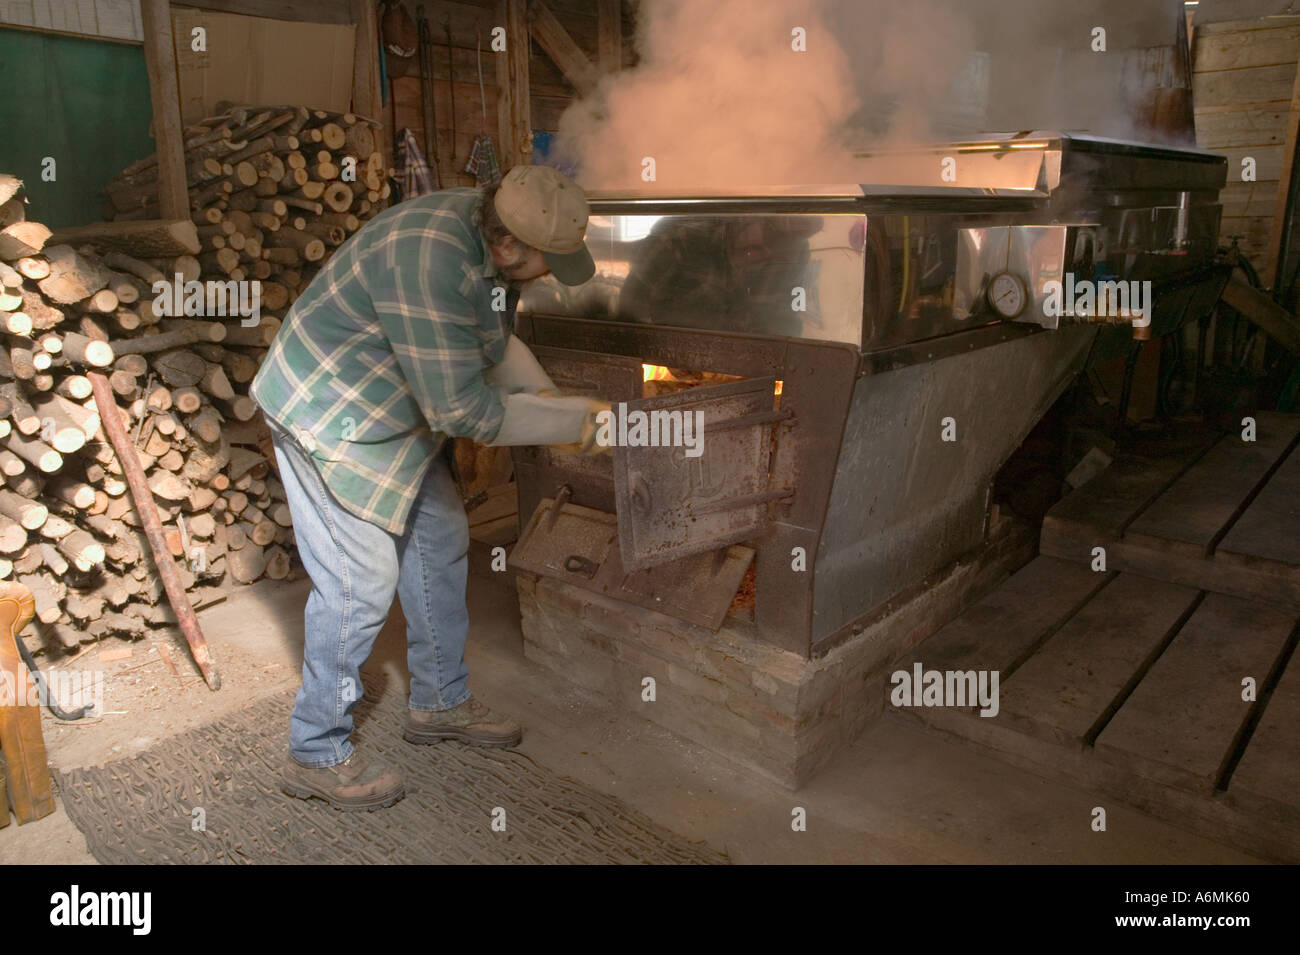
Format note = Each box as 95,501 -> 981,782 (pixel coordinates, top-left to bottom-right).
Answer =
895,413 -> 1300,863
1041,413 -> 1300,608
467,481 -> 519,547
895,557 -> 1300,863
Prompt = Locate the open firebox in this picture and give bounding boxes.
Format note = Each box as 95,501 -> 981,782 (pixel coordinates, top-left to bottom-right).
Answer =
505,132 -> 1229,784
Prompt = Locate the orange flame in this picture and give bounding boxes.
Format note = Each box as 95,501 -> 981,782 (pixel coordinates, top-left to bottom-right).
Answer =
642,363 -> 783,395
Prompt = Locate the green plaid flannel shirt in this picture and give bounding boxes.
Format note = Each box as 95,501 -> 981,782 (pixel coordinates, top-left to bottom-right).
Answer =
250,188 -> 511,534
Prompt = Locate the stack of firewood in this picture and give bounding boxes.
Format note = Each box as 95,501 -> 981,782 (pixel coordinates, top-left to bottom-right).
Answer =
0,177 -> 303,654
104,103 -> 389,299
0,105 -> 391,655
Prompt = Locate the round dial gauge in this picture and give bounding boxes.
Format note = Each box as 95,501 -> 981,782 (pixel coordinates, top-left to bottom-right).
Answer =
987,271 -> 1028,319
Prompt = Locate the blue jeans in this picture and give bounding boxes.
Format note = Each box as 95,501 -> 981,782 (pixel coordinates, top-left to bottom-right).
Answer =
269,423 -> 472,767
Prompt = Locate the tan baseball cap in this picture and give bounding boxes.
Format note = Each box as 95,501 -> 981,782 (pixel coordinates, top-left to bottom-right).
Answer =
493,165 -> 595,286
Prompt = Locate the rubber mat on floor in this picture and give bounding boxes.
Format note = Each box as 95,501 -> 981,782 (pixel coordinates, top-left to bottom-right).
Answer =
54,689 -> 728,864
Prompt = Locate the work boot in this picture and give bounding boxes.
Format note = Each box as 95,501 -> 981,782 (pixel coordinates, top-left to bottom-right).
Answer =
404,697 -> 522,748
280,750 -> 405,811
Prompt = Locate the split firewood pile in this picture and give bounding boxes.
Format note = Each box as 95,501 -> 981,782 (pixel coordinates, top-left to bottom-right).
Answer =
105,103 -> 389,293
0,106 -> 390,656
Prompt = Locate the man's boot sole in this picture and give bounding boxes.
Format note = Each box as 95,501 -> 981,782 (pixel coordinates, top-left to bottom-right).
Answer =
280,780 -> 406,811
403,725 -> 522,748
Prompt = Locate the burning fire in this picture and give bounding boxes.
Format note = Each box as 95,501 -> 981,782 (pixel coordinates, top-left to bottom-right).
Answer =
642,363 -> 782,395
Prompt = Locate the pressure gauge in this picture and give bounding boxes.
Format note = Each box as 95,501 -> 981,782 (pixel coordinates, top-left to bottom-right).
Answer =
986,271 -> 1028,319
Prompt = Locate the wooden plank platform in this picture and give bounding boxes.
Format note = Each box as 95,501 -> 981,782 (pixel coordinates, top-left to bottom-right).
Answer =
1125,416 -> 1300,557
997,575 -> 1200,749
1231,646 -> 1300,826
892,556 -> 1300,862
1218,435 -> 1300,569
1041,413 -> 1300,608
1095,593 -> 1296,794
918,556 -> 1107,679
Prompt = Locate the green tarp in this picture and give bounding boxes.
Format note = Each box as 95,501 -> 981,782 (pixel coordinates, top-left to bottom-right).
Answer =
0,27 -> 156,228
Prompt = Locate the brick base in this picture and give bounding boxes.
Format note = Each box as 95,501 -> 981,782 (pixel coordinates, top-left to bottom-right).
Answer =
517,528 -> 1034,788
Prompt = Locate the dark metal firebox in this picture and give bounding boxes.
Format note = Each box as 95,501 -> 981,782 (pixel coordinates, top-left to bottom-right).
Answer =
508,132 -> 1229,657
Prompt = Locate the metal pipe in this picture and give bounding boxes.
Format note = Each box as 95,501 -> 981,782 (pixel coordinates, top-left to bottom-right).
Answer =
1118,341 -> 1143,426
1174,190 -> 1190,250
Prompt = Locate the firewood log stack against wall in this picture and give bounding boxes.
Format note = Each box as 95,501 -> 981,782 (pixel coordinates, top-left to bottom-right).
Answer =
0,103 -> 391,660
105,103 -> 388,292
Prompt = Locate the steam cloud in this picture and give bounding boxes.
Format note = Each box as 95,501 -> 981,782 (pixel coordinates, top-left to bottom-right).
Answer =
554,0 -> 1188,189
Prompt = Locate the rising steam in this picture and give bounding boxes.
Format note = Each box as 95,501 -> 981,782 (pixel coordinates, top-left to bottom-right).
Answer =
554,0 -> 1188,189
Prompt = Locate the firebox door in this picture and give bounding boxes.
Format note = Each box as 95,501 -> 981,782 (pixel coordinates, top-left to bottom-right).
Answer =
612,375 -> 790,571
510,372 -> 790,630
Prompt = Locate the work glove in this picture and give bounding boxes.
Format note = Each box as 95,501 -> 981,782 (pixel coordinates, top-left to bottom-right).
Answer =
488,392 -> 604,448
483,335 -> 559,396
548,398 -> 613,457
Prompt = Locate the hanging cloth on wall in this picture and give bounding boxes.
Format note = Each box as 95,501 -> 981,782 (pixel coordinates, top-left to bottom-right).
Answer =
464,24 -> 500,185
395,127 -> 437,199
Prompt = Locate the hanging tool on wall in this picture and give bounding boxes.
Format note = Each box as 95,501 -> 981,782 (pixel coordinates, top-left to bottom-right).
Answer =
381,1 -> 417,56
465,24 -> 500,184
444,18 -> 458,168
416,5 -> 441,188
379,0 -> 416,160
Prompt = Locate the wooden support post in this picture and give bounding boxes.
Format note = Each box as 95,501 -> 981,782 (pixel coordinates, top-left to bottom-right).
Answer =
351,0 -> 386,172
0,582 -> 55,824
139,0 -> 190,220
597,0 -> 622,74
530,0 -> 599,96
1265,52 -> 1300,290
497,0 -> 532,170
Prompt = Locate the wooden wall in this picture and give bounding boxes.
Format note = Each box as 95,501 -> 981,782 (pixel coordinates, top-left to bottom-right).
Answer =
384,0 -> 632,189
0,0 -> 145,40
1193,14 -> 1300,285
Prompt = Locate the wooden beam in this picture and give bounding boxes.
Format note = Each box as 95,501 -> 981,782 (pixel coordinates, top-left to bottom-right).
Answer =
529,0 -> 599,97
350,0 -> 386,170
170,0 -> 353,24
597,0 -> 621,74
497,0 -> 532,169
1221,272 -> 1300,358
1197,0 -> 1300,25
140,0 -> 189,220
49,219 -> 201,257
1264,51 -> 1300,288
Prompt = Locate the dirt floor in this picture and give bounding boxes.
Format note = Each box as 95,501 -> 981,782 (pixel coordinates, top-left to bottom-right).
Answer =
0,554 -> 1265,865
